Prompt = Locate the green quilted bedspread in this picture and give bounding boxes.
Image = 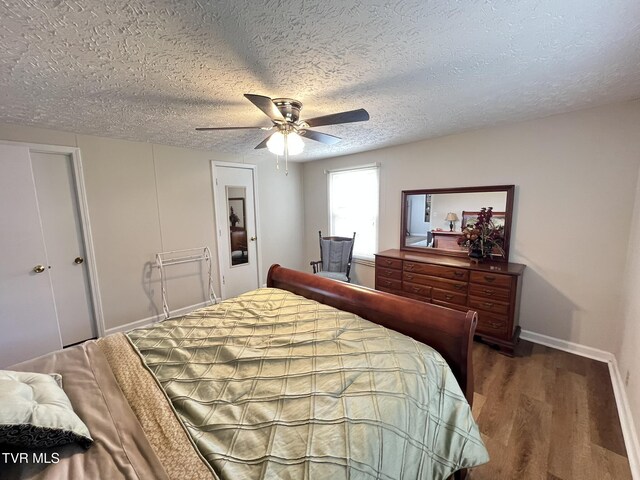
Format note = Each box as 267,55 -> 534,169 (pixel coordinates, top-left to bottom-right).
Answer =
127,288 -> 488,479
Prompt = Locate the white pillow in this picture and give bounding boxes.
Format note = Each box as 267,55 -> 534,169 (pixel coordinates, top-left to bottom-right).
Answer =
0,370 -> 92,448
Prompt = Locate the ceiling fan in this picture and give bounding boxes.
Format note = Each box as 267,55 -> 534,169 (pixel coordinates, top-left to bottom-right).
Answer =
196,94 -> 369,170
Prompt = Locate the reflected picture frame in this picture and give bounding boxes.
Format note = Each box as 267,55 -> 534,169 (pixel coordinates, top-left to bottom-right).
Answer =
228,197 -> 245,229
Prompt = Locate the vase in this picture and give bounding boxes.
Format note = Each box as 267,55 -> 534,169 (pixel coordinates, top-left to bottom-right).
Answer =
468,248 -> 484,263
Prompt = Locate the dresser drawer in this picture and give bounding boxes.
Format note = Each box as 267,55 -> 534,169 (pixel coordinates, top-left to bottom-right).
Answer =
376,256 -> 402,270
431,288 -> 466,306
404,262 -> 468,281
432,299 -> 469,313
377,286 -> 404,297
469,271 -> 513,289
475,311 -> 509,337
403,272 -> 467,294
469,283 -> 511,302
376,277 -> 402,291
376,267 -> 402,281
403,282 -> 432,299
398,291 -> 432,303
468,296 -> 510,315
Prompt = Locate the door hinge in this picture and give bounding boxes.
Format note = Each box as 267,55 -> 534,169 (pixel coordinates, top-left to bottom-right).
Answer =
215,178 -> 218,185
222,275 -> 225,285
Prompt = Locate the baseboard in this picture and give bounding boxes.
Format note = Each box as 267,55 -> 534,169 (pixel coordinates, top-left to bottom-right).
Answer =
521,329 -> 639,479
520,329 -> 615,363
104,301 -> 211,335
608,357 -> 640,479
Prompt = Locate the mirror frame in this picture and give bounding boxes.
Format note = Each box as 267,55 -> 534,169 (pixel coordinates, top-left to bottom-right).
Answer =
400,185 -> 515,261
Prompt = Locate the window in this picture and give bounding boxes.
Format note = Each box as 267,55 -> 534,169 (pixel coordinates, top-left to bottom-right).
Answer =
328,165 -> 379,259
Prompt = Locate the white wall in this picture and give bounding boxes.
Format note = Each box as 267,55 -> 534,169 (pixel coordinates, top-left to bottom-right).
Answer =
303,100 -> 640,354
618,171 -> 640,441
253,157 -> 306,279
0,124 -> 306,332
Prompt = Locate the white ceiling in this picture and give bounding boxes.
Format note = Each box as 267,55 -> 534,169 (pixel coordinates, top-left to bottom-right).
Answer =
1,0 -> 639,162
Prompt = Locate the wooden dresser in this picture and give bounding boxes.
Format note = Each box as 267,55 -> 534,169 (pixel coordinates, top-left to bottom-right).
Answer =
374,249 -> 525,355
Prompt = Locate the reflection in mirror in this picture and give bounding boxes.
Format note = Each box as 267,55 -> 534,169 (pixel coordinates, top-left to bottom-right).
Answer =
461,210 -> 505,229
401,186 -> 514,261
227,187 -> 248,266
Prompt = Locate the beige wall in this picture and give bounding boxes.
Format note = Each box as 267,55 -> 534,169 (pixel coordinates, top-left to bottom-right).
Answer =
78,135 -> 164,328
618,171 -> 640,440
0,124 -> 306,331
253,157 -> 306,279
303,100 -> 640,354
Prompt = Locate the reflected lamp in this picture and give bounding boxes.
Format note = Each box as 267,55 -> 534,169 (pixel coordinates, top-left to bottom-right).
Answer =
445,212 -> 459,232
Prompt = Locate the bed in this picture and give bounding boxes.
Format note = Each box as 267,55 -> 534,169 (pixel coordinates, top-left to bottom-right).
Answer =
1,265 -> 488,479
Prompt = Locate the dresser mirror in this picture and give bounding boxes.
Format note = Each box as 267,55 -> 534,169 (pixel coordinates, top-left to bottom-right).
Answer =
400,185 -> 515,261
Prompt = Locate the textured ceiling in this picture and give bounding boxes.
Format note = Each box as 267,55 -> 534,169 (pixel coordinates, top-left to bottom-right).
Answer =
1,0 -> 640,162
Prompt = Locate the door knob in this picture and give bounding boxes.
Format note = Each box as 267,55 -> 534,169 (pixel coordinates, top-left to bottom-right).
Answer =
74,257 -> 84,264
33,264 -> 46,273
250,236 -> 256,241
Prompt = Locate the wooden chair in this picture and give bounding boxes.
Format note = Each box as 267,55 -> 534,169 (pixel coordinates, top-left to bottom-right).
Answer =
310,231 -> 356,283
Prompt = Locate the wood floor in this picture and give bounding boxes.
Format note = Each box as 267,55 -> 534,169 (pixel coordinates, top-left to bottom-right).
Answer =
469,340 -> 631,480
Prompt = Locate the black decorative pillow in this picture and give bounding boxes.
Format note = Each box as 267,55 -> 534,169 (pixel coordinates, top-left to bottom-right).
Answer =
0,371 -> 92,449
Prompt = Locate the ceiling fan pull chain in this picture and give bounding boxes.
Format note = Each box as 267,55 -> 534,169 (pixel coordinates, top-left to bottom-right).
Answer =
284,132 -> 289,176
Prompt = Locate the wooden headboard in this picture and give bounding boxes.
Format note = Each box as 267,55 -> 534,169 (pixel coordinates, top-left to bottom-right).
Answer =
266,264 -> 477,406
461,210 -> 506,229
230,228 -> 247,252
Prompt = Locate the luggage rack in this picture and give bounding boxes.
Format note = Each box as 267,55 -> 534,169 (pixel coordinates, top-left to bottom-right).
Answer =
155,247 -> 218,319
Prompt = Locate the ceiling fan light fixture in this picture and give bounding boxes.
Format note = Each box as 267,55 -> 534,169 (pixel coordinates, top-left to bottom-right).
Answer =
267,131 -> 284,155
267,131 -> 304,156
285,131 -> 304,155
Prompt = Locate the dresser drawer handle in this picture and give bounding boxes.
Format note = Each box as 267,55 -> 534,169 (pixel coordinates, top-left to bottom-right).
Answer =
406,264 -> 414,270
483,289 -> 495,296
453,284 -> 464,290
412,287 -> 421,293
406,274 -> 414,280
453,271 -> 464,277
445,294 -> 453,300
489,321 -> 502,329
385,259 -> 393,265
484,276 -> 496,283
383,280 -> 392,286
483,302 -> 494,308
384,270 -> 393,276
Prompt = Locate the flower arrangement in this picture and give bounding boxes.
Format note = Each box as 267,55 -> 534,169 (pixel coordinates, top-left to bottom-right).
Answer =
457,207 -> 505,260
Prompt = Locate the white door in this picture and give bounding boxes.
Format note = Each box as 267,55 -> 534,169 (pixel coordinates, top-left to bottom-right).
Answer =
0,145 -> 62,366
213,164 -> 260,298
30,151 -> 95,346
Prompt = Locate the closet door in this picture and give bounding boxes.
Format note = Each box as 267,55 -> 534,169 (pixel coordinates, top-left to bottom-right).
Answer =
31,151 -> 95,346
0,145 -> 62,367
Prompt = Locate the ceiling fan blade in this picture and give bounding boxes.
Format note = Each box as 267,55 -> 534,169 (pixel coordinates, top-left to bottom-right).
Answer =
254,133 -> 274,149
244,94 -> 285,122
304,108 -> 369,128
300,129 -> 342,145
196,126 -> 268,131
